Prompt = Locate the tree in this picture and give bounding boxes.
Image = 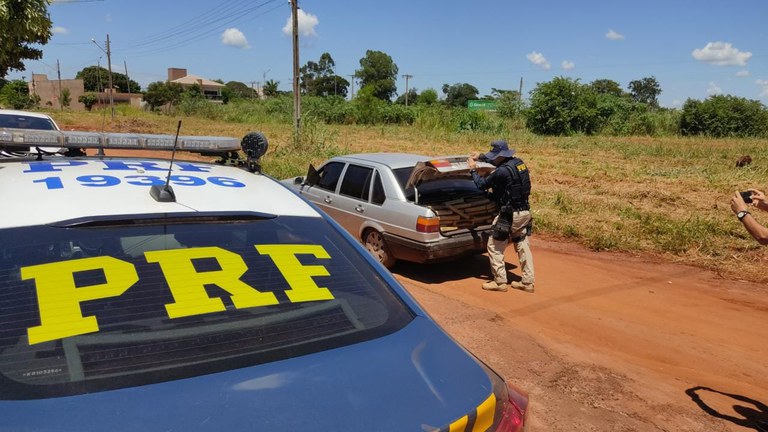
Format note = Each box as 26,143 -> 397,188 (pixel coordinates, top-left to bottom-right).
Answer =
628,76 -> 661,108
496,91 -> 525,119
225,81 -> 254,99
352,84 -> 387,124
263,79 -> 280,97
78,92 -> 98,111
76,66 -> 141,93
491,88 -> 520,100
300,53 -> 349,97
526,76 -> 600,136
0,0 -> 52,78
441,83 -> 479,108
60,87 -> 71,108
590,79 -> 625,97
355,50 -> 398,101
395,88 -> 419,105
142,81 -> 183,111
418,88 -> 438,106
0,79 -> 36,109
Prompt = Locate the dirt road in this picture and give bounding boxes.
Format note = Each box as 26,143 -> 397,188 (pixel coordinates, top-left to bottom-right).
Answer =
392,236 -> 768,432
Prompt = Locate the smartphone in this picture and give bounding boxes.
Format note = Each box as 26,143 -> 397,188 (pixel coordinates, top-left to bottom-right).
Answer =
740,191 -> 753,204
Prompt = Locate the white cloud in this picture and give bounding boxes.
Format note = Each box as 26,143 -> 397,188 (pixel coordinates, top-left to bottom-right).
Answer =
758,80 -> 768,98
736,70 -> 750,77
52,26 -> 69,35
606,29 -> 624,40
526,52 -> 551,70
692,42 -> 752,66
221,28 -> 250,49
707,81 -> 722,95
282,9 -> 319,37
561,60 -> 575,70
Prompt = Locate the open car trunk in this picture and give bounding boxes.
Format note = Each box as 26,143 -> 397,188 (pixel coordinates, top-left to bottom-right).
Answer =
405,157 -> 498,234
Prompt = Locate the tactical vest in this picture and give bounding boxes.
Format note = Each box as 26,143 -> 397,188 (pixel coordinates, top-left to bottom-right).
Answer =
500,157 -> 531,211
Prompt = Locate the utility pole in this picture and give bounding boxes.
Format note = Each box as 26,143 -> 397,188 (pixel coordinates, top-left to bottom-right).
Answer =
291,0 -> 301,138
262,69 -> 270,98
124,61 -> 131,95
518,77 -> 523,101
56,59 -> 63,111
96,58 -> 103,108
402,74 -> 413,106
92,35 -> 114,118
106,34 -> 114,119
347,75 -> 355,99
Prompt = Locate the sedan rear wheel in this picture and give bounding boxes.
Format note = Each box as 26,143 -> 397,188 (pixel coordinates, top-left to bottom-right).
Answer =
364,229 -> 396,268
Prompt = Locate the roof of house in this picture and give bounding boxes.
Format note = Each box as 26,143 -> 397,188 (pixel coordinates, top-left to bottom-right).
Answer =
169,74 -> 225,88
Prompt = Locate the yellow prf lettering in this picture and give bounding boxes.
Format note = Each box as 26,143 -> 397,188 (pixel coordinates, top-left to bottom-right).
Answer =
256,244 -> 334,303
144,247 -> 278,319
22,256 -> 138,345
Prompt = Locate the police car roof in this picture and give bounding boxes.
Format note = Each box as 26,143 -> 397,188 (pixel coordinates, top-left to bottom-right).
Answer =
0,157 -> 320,229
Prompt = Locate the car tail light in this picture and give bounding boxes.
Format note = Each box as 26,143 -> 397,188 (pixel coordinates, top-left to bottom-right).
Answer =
494,383 -> 529,432
416,216 -> 440,233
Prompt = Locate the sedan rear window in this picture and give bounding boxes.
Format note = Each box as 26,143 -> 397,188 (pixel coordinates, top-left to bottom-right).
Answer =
0,215 -> 413,399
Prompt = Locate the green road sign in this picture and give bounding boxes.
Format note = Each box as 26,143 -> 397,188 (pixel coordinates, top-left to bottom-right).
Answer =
467,100 -> 497,111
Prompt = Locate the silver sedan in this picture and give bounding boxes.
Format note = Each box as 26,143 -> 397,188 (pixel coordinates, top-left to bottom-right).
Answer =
283,153 -> 498,268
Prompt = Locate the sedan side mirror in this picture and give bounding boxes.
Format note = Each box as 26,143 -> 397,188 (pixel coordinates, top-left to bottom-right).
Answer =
294,176 -> 304,185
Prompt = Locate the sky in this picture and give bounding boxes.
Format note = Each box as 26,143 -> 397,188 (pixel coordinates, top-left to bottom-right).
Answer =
9,0 -> 768,108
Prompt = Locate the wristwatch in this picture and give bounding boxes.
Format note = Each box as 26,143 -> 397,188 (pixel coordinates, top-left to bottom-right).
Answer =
737,210 -> 750,220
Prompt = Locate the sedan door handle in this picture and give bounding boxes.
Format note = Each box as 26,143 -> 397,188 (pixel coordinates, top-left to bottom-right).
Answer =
355,205 -> 365,213
324,197 -> 333,204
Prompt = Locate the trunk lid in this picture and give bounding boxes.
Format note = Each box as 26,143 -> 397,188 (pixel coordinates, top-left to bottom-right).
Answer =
405,156 -> 498,233
404,156 -> 494,190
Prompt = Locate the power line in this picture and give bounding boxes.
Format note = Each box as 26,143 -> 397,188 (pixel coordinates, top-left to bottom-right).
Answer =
118,0 -> 284,57
123,0 -> 252,48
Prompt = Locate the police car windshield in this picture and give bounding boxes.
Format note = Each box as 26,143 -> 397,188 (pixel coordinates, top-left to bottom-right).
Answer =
0,216 -> 413,399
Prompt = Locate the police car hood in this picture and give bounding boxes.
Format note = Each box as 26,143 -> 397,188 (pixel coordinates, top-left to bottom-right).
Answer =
1,317 -> 496,431
405,156 -> 495,190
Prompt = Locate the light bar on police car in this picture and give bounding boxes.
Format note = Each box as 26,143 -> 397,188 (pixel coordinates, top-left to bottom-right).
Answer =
0,128 -> 241,152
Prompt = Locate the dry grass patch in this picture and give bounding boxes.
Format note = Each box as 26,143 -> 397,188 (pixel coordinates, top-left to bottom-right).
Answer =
45,109 -> 768,284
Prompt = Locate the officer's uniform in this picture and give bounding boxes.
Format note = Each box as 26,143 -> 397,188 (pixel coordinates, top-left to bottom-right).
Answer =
471,147 -> 535,290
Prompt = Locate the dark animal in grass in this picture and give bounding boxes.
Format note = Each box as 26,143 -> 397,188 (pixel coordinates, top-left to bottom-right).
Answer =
736,155 -> 752,168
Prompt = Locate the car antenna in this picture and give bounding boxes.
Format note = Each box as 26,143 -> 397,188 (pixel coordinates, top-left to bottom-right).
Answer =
149,120 -> 181,203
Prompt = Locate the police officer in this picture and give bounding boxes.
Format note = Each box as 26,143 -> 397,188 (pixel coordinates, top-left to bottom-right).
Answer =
468,140 -> 535,293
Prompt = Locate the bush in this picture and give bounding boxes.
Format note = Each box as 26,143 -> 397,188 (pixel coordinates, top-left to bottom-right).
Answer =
78,92 -> 98,111
380,104 -> 415,125
496,92 -> 525,120
679,95 -> 768,138
452,109 -> 503,133
303,95 -> 353,124
526,77 -> 600,136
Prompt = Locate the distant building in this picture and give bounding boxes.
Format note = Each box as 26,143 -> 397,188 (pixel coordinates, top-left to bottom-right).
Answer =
29,74 -> 142,111
30,74 -> 86,110
167,68 -> 225,102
